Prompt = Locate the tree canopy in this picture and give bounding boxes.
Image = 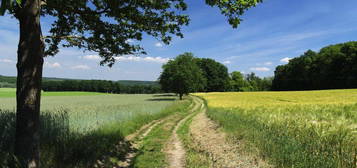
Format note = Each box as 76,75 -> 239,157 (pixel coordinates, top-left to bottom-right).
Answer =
195,58 -> 230,92
272,41 -> 357,91
1,0 -> 263,65
229,71 -> 272,91
0,0 -> 264,167
159,52 -> 206,99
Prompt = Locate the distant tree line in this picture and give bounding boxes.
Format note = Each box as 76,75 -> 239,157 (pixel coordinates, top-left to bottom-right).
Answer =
0,75 -> 162,94
273,41 -> 357,91
229,71 -> 272,92
0,75 -> 17,88
42,80 -> 162,94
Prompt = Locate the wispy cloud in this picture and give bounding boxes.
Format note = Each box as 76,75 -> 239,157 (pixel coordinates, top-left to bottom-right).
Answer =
264,62 -> 273,66
0,58 -> 13,63
222,60 -> 231,65
126,39 -> 134,43
45,62 -> 61,68
155,42 -> 163,48
71,65 -> 90,70
280,57 -> 292,63
82,55 -> 101,60
115,56 -> 171,64
227,47 -> 296,60
250,67 -> 270,72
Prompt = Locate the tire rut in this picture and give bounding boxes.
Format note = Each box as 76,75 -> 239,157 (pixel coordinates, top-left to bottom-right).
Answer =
95,118 -> 167,168
165,97 -> 202,168
119,118 -> 167,168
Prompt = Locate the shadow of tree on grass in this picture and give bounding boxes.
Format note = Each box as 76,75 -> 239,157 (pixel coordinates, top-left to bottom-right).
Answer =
146,98 -> 176,101
0,109 -> 133,168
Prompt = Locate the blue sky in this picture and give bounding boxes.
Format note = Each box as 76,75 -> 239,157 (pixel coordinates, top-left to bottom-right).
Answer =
1,0 -> 357,81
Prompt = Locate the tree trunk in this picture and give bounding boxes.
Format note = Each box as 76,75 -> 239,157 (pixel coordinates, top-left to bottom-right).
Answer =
14,0 -> 44,167
179,93 -> 183,100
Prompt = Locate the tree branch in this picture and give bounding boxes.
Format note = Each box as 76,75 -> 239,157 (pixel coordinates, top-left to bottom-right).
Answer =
42,35 -> 84,39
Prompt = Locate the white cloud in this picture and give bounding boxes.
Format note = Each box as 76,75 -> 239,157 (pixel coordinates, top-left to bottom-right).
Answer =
264,61 -> 273,66
115,56 -> 171,64
250,67 -> 270,72
155,42 -> 163,47
126,39 -> 134,43
83,55 -> 101,60
222,61 -> 231,65
0,58 -> 13,63
71,65 -> 90,70
280,57 -> 292,63
45,62 -> 61,68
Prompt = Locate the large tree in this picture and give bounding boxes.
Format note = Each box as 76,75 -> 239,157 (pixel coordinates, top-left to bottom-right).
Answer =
159,52 -> 206,100
230,71 -> 247,91
0,0 -> 263,167
195,58 -> 230,92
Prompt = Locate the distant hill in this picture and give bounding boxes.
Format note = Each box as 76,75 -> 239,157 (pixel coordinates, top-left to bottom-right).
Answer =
0,75 -> 158,88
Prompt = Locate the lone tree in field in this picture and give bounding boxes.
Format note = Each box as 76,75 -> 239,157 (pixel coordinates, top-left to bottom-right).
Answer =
0,0 -> 262,167
159,53 -> 206,100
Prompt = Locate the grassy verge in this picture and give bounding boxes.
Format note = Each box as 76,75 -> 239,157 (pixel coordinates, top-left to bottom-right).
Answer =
207,105 -> 357,168
133,98 -> 191,168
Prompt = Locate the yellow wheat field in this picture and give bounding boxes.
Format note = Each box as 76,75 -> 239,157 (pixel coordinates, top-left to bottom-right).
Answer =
195,89 -> 357,109
195,89 -> 357,168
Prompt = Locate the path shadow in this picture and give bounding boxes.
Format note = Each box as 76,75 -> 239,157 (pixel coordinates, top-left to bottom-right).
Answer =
153,94 -> 175,97
146,98 -> 176,102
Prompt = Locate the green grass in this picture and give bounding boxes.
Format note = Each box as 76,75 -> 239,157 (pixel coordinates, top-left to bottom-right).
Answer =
133,98 -> 191,168
198,90 -> 357,168
0,91 -> 177,132
0,90 -> 180,167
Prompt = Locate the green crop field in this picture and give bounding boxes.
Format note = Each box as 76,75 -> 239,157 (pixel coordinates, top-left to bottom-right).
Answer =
196,89 -> 357,168
0,88 -> 176,132
0,88 -> 180,167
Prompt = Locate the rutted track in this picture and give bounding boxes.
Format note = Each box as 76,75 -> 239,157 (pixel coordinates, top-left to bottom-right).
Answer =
165,97 -> 202,168
116,97 -> 196,168
98,96 -> 269,168
118,118 -> 168,168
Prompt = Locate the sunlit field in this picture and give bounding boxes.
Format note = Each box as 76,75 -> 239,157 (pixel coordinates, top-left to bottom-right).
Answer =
0,89 -> 177,132
0,89 -> 179,167
196,89 -> 357,168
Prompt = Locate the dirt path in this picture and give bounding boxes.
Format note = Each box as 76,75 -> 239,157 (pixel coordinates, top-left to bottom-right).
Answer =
189,102 -> 270,168
102,97 -> 196,168
165,97 -> 202,168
